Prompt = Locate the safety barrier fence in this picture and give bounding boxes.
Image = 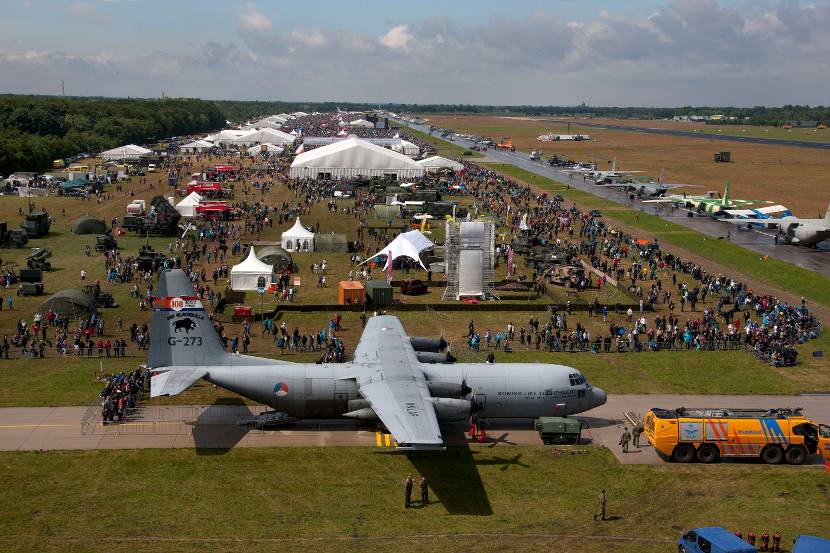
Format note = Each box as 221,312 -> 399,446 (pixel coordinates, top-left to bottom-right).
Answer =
81,403 -> 274,435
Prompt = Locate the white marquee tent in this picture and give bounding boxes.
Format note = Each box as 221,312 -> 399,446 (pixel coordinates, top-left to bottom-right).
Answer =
280,217 -> 315,252
100,144 -> 152,162
289,137 -> 425,180
231,128 -> 296,146
416,156 -> 464,172
230,247 -> 274,291
206,129 -> 250,144
180,139 -> 214,153
175,192 -> 202,217
247,143 -> 284,156
364,230 -> 434,270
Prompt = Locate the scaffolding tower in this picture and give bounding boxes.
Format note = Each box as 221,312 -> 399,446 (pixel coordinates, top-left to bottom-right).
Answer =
443,220 -> 498,300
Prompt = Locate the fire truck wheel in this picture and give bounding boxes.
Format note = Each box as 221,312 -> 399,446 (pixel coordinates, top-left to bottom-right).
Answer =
761,444 -> 784,464
784,445 -> 807,465
672,443 -> 696,463
696,444 -> 719,464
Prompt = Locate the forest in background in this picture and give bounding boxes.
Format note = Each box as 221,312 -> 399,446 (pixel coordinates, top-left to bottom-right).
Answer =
0,96 -> 222,175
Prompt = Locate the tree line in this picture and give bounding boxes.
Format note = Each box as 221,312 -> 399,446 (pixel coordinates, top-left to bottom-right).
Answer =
0,95 -> 223,175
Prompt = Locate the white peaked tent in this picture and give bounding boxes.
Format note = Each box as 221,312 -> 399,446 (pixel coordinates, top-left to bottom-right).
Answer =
100,144 -> 152,161
364,230 -> 434,270
280,217 -> 315,252
230,247 -> 274,291
247,143 -> 284,155
231,128 -> 296,146
206,129 -> 249,144
348,118 -> 374,128
416,155 -> 464,172
175,192 -> 202,217
289,137 -> 425,179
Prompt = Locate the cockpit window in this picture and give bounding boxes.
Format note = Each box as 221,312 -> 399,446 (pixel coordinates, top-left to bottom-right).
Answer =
568,373 -> 586,386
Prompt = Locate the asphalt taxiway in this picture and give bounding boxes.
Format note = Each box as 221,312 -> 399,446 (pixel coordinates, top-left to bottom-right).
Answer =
2,394 -> 827,466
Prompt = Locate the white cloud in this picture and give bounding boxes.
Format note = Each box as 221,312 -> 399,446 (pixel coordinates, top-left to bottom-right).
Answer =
237,3 -> 272,33
4,2 -> 830,105
291,28 -> 328,48
378,25 -> 412,49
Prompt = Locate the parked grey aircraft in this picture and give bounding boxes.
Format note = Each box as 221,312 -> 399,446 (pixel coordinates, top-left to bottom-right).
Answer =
597,169 -> 696,198
724,204 -> 830,247
149,270 -> 607,450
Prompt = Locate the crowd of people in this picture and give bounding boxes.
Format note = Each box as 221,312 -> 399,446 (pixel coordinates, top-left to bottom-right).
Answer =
99,368 -> 145,423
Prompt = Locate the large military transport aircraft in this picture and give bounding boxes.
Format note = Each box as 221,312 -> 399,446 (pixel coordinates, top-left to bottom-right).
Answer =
149,270 -> 607,450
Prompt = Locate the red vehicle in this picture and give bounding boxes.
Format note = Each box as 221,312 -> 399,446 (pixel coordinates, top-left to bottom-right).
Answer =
187,182 -> 232,199
196,201 -> 237,221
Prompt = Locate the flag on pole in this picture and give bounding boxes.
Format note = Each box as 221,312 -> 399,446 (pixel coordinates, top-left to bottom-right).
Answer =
386,250 -> 393,284
506,246 -> 514,278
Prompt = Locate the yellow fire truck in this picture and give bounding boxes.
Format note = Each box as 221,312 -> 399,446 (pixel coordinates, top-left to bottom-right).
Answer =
644,407 -> 830,464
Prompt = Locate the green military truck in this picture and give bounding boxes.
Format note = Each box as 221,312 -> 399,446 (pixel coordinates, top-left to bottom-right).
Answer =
534,417 -> 583,445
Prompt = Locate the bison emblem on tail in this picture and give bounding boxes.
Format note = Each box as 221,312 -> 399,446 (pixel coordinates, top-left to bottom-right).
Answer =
173,317 -> 198,333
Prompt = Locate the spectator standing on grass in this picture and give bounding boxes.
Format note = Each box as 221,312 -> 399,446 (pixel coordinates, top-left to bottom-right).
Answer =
6,295 -> 13,311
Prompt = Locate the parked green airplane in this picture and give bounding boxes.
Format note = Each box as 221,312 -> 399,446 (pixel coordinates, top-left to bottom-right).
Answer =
643,181 -> 771,216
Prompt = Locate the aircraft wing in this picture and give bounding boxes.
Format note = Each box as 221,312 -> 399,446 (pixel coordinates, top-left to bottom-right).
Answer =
352,316 -> 444,450
150,367 -> 208,397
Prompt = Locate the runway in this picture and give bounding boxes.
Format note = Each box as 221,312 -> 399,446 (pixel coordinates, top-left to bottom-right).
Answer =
547,119 -> 830,150
2,394 -> 827,466
404,121 -> 830,276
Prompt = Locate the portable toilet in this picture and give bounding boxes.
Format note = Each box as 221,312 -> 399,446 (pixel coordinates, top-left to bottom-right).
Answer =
338,281 -> 365,305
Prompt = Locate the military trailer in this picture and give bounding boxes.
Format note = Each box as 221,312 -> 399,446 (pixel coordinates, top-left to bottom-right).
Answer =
21,211 -> 51,238
545,265 -> 586,287
18,282 -> 44,297
534,417 -> 583,445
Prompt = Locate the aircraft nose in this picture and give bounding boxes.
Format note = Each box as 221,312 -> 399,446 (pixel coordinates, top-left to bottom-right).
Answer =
592,387 -> 607,408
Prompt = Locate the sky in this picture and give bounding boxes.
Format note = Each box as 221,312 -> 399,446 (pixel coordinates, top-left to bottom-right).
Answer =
1,0 -> 829,106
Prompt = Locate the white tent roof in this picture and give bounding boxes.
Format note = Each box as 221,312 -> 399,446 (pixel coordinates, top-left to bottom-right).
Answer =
416,155 -> 464,172
232,247 -> 274,274
348,118 -> 374,128
177,191 -> 202,207
247,143 -> 284,155
292,111 -> 309,117
181,139 -> 213,149
229,247 -> 274,291
281,217 -> 314,239
100,144 -> 151,160
231,128 -> 296,146
290,137 -> 424,177
365,230 -> 434,270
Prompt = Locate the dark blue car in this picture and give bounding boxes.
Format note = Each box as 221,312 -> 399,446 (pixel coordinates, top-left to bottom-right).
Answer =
678,527 -> 756,553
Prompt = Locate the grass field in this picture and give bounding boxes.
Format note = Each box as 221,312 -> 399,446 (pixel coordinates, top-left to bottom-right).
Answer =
2,446 -> 828,553
424,115 -> 830,217
483,163 -> 830,310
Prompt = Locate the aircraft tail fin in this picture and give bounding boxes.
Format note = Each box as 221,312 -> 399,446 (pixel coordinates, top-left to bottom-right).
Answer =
611,157 -> 616,172
147,269 -> 231,369
825,202 -> 830,226
658,168 -> 664,185
723,180 -> 731,205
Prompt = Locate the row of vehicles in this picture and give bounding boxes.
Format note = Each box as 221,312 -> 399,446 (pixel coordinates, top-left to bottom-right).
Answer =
679,527 -> 829,553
